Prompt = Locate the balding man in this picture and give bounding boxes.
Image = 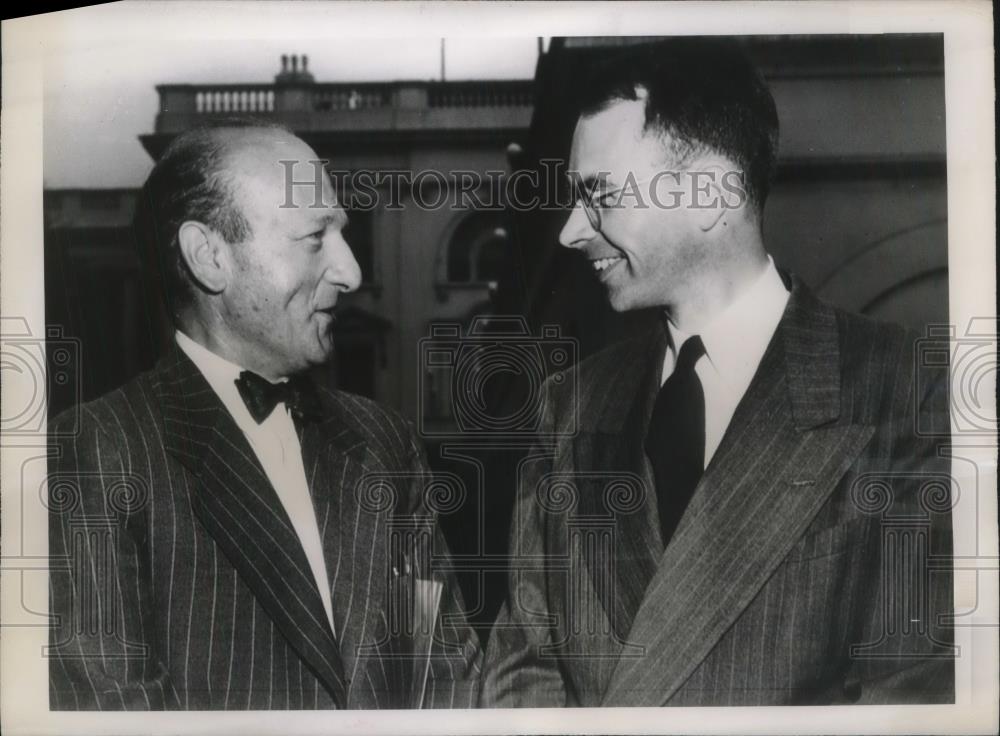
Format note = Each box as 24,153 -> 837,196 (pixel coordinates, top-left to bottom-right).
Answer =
48,122 -> 480,710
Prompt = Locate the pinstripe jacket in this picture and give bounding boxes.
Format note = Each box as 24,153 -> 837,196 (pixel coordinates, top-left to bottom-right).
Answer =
48,345 -> 481,710
482,278 -> 954,707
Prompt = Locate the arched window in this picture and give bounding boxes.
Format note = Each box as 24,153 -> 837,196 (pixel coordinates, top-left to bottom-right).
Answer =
446,212 -> 512,283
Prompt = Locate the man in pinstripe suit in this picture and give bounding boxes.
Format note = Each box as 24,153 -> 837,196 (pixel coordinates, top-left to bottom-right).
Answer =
48,122 -> 480,709
483,40 -> 953,706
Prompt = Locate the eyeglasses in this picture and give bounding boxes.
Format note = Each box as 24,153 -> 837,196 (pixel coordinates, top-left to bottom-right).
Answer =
572,173 -> 662,232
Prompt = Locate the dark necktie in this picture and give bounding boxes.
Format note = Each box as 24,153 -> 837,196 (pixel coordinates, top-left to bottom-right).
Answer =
235,371 -> 322,425
644,335 -> 706,547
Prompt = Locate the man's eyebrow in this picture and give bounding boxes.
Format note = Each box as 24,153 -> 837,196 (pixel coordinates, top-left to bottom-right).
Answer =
566,172 -> 610,191
311,211 -> 348,229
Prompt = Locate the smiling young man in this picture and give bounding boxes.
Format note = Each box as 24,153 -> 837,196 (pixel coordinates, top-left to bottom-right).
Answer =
482,40 -> 954,707
48,122 -> 480,709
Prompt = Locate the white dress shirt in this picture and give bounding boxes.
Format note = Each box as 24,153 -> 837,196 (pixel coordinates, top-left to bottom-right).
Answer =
175,331 -> 336,636
661,258 -> 790,468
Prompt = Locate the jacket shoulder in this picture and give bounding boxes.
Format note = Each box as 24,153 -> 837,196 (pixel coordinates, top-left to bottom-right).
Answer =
835,306 -> 915,356
47,368 -> 167,483
49,368 -> 162,446
580,333 -> 652,380
318,389 -> 428,516
539,331 -> 656,428
548,332 -> 651,391
319,388 -> 419,458
832,306 -> 923,384
826,302 -> 938,426
547,330 -> 653,394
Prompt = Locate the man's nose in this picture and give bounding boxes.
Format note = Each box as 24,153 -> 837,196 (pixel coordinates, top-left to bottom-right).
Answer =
325,232 -> 362,292
558,202 -> 598,249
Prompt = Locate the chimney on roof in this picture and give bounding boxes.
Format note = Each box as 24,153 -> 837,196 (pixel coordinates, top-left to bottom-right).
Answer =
275,53 -> 315,85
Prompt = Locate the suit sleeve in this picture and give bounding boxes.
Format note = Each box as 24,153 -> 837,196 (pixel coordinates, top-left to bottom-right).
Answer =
846,349 -> 955,704
48,408 -> 180,710
402,425 -> 484,709
481,377 -> 570,707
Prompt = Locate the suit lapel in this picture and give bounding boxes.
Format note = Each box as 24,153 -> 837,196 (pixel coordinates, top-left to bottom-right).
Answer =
601,281 -> 875,706
297,399 -> 388,700
157,347 -> 348,706
574,328 -> 665,642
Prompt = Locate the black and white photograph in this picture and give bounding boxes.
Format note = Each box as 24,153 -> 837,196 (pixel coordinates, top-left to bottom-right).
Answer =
1,1 -> 996,734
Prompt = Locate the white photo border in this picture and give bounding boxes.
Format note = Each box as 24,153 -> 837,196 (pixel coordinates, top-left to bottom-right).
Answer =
2,1 -> 996,734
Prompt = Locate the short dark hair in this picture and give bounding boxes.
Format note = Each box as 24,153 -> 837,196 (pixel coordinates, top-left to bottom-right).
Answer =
132,117 -> 292,317
578,38 -> 779,215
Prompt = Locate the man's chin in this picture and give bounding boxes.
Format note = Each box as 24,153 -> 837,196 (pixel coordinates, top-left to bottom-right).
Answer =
311,326 -> 336,356
307,344 -> 335,366
292,343 -> 334,375
606,290 -> 636,313
605,286 -> 667,314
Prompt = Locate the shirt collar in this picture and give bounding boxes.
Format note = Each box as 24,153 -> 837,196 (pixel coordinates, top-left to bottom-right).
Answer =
175,330 -> 266,428
666,256 -> 790,389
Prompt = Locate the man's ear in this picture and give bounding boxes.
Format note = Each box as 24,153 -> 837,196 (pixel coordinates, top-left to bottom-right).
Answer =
177,221 -> 228,294
690,164 -> 739,233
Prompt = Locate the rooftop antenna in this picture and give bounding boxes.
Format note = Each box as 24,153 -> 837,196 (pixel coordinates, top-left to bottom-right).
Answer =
440,38 -> 446,81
